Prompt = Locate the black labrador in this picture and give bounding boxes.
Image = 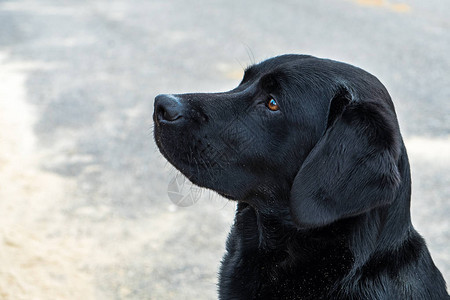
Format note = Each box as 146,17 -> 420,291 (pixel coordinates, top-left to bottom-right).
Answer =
153,55 -> 449,299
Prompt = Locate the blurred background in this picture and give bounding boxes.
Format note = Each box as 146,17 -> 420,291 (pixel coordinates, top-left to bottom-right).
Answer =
0,0 -> 448,299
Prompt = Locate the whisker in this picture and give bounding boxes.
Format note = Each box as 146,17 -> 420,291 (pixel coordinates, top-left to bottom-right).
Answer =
244,44 -> 256,65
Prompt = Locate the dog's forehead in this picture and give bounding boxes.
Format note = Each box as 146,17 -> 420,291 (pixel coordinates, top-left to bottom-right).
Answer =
247,55 -> 365,80
244,55 -> 386,100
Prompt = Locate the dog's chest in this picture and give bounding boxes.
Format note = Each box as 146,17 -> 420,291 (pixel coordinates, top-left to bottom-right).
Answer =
218,211 -> 353,299
219,239 -> 353,299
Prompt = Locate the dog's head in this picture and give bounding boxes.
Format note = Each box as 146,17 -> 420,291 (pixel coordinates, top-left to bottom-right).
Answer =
154,55 -> 402,228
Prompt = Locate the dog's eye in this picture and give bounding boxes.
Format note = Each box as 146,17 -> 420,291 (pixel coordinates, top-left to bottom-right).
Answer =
267,98 -> 279,111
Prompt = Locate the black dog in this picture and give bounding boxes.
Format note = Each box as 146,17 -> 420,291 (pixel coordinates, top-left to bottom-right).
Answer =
153,55 -> 448,299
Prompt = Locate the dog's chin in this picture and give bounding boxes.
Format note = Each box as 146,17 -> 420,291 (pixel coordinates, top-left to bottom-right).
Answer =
172,162 -> 240,201
158,152 -> 235,199
180,166 -> 239,201
217,191 -> 237,201
155,134 -> 241,201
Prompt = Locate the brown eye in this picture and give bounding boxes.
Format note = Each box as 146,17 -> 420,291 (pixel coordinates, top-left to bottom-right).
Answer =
267,98 -> 279,111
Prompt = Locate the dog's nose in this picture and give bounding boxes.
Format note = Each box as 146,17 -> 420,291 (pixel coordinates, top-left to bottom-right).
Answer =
154,94 -> 183,124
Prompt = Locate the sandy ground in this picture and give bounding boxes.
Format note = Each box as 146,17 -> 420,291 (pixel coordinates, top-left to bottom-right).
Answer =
0,52 -> 98,299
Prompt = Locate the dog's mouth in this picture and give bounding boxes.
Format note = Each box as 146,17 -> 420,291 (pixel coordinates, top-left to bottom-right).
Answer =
155,131 -> 245,201
156,134 -> 213,169
155,128 -> 213,169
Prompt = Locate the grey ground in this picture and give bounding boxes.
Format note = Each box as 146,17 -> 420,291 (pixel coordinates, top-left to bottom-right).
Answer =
0,0 -> 448,299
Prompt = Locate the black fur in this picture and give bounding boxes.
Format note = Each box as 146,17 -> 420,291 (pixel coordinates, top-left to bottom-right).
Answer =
153,55 -> 449,299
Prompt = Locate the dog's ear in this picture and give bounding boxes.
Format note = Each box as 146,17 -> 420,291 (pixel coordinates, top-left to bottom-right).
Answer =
290,86 -> 401,228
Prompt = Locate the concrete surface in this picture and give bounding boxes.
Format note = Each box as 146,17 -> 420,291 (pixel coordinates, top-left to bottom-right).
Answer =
0,0 -> 448,299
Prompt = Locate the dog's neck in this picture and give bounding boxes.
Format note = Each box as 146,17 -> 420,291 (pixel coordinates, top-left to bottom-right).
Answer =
236,180 -> 412,269
236,200 -> 413,273
236,201 -> 352,251
234,146 -> 413,267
